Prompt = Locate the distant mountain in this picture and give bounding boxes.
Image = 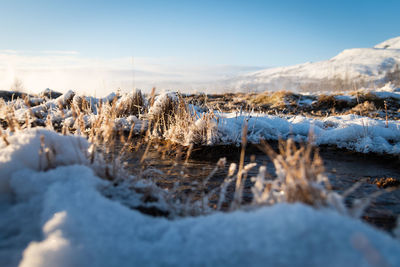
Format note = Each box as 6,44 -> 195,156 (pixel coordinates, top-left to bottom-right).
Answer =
229,37 -> 400,92
374,36 -> 400,49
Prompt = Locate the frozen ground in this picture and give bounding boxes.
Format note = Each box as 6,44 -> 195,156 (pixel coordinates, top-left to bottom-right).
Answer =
2,84 -> 400,155
1,128 -> 400,267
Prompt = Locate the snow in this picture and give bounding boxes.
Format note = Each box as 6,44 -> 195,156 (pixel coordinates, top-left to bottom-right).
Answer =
229,37 -> 400,91
1,128 -> 400,267
370,82 -> 400,99
216,113 -> 400,154
375,36 -> 400,49
0,128 -> 89,194
148,91 -> 178,119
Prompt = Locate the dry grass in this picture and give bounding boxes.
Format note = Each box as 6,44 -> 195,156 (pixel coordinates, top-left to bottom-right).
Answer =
315,94 -> 337,109
165,109 -> 218,146
148,92 -> 179,128
349,101 -> 377,116
145,92 -> 219,146
161,136 -> 377,219
255,139 -> 330,207
251,90 -> 297,109
115,89 -> 146,117
72,95 -> 95,114
373,177 -> 400,189
351,91 -> 385,109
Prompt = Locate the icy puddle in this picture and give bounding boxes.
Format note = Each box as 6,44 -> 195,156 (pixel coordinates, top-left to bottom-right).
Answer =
122,143 -> 400,232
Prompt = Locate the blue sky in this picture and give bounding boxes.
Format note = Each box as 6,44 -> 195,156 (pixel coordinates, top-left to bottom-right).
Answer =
0,0 -> 399,94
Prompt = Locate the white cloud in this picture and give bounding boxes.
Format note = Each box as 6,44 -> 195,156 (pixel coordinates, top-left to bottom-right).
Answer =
0,51 -> 261,96
40,50 -> 80,55
0,49 -> 19,54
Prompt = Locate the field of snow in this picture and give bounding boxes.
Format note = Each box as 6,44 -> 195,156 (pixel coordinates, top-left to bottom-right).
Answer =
228,37 -> 400,91
1,81 -> 400,266
1,128 -> 400,267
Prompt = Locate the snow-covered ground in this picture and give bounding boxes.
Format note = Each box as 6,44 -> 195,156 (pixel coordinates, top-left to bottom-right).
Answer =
1,128 -> 400,267
228,36 -> 400,91
146,84 -> 400,154
216,113 -> 400,154
2,85 -> 400,154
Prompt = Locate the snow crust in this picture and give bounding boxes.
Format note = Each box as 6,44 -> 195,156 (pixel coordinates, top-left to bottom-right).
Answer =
1,129 -> 400,267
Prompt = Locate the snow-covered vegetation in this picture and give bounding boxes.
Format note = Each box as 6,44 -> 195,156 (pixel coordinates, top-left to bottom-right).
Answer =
1,83 -> 400,266
3,84 -> 400,154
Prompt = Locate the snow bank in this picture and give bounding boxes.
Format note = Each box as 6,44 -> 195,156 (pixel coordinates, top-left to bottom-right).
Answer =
0,128 -> 89,194
217,113 -> 400,154
1,128 -> 400,267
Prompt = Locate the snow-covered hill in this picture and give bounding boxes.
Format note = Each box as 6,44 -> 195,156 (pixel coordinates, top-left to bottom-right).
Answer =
375,36 -> 400,49
229,37 -> 400,92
